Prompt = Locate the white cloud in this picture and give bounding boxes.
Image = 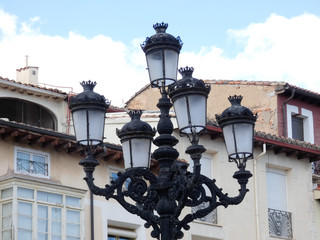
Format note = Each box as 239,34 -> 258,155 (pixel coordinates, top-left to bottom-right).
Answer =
0,10 -> 320,107
0,10 -> 148,107
0,9 -> 16,36
180,13 -> 320,93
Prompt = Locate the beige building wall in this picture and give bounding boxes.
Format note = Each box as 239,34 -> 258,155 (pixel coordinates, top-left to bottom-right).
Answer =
126,82 -> 280,136
105,111 -> 318,240
0,135 -> 148,240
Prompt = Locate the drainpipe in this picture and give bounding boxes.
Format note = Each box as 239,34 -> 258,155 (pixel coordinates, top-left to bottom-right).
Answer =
282,88 -> 295,138
91,191 -> 95,240
253,143 -> 267,240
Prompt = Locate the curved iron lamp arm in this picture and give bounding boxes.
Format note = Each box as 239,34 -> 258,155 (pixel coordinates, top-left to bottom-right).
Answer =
81,153 -> 252,240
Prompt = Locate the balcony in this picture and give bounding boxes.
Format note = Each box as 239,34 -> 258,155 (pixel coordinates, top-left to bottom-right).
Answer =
192,202 -> 218,224
312,161 -> 320,175
268,208 -> 292,239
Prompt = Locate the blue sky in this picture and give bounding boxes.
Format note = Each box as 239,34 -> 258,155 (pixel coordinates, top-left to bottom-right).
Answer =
0,0 -> 320,106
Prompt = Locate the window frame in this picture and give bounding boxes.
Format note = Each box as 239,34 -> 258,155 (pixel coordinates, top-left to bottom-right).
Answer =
286,104 -> 314,143
0,180 -> 85,240
14,147 -> 51,179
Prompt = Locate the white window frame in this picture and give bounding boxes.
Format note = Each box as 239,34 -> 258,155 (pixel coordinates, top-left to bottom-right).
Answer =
14,147 -> 50,179
0,179 -> 85,240
286,104 -> 314,143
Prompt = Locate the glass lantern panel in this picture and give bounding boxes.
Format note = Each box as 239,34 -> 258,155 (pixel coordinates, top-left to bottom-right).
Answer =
72,109 -> 105,146
88,109 -> 105,145
146,50 -> 164,86
122,138 -> 151,169
173,96 -> 189,133
146,49 -> 178,87
188,94 -> 206,133
164,49 -> 179,84
223,123 -> 253,159
234,123 -> 253,159
122,140 -> 131,169
222,124 -> 236,157
72,109 -> 87,144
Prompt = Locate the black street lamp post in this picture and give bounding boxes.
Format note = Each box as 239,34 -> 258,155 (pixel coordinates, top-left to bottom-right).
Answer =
68,23 -> 257,240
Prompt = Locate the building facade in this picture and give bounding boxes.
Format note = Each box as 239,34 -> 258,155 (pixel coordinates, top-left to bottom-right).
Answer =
1,65 -> 319,240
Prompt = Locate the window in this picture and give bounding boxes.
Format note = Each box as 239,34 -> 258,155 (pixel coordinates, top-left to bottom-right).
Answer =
286,105 -> 314,143
0,98 -> 56,130
266,167 -> 292,238
15,147 -> 49,178
109,169 -> 130,190
1,185 -> 83,240
190,154 -> 217,224
291,115 -> 303,141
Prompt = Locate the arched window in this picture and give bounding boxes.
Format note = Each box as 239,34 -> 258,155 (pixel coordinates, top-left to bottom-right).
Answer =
0,98 -> 57,130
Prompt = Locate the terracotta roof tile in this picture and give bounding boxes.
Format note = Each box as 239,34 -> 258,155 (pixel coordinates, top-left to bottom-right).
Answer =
0,76 -> 67,95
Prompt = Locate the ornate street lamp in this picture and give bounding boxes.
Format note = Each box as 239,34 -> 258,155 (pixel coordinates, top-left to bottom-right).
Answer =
69,23 -> 256,240
116,110 -> 156,169
141,22 -> 182,88
216,95 -> 257,170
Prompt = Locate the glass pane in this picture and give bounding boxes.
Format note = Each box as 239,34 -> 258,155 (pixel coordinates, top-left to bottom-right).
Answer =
38,232 -> 48,240
2,216 -> 12,229
67,237 -> 80,240
33,155 -> 47,175
72,110 -> 88,144
130,138 -> 151,168
37,191 -> 62,204
18,202 -> 32,215
17,151 -> 30,160
108,236 -> 117,240
164,49 -> 179,82
188,94 -> 206,133
52,208 -> 61,220
147,50 -> 164,84
18,187 -> 34,199
18,229 -> 32,240
88,109 -> 105,145
66,196 -> 82,208
222,124 -> 236,157
1,188 -> 13,199
38,219 -> 48,232
2,202 -> 12,216
67,210 -> 80,224
234,123 -> 253,159
173,96 -> 189,133
38,205 -> 48,218
67,224 -> 80,237
17,152 -> 30,172
292,116 -> 304,141
33,155 -> 45,163
52,221 -> 61,234
52,235 -> 62,240
2,230 -> 12,240
18,215 -> 32,229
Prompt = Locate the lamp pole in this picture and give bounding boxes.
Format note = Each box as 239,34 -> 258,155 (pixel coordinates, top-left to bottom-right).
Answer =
68,23 -> 257,240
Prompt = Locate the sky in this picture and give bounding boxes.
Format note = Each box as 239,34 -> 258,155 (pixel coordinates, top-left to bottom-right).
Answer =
0,0 -> 320,107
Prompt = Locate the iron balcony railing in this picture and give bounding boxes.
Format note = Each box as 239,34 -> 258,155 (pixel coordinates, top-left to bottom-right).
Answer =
268,208 -> 293,239
192,202 -> 218,224
312,161 -> 320,175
